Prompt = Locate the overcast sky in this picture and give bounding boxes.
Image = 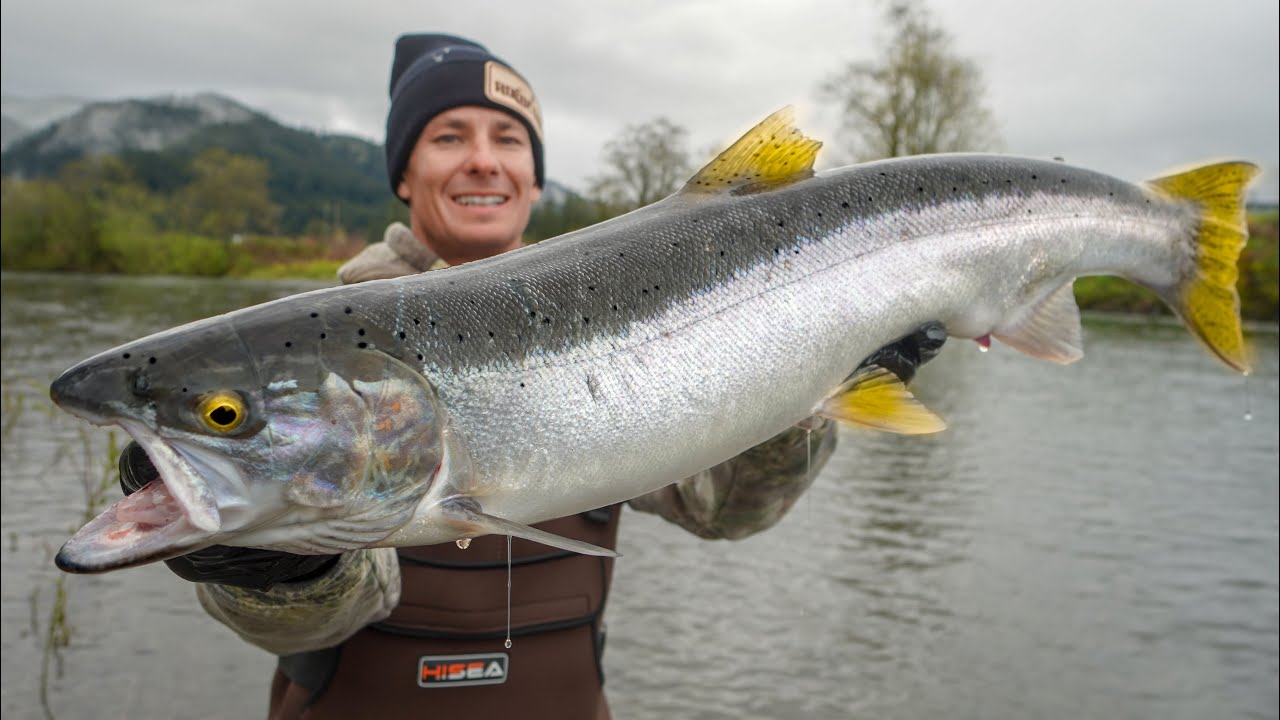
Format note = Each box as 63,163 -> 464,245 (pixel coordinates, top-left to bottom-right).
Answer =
2,0 -> 1277,201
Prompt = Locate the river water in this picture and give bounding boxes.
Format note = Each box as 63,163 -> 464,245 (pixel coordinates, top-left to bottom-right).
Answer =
1,272 -> 1276,720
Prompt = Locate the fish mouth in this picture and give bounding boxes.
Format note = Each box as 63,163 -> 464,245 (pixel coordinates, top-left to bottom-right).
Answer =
55,478 -> 218,573
55,421 -> 235,574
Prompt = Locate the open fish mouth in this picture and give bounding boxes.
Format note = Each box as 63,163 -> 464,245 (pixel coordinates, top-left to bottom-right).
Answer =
54,478 -> 219,573
54,421 -> 230,573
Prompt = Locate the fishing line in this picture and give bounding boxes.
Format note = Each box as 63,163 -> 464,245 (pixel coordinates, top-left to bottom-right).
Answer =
505,534 -> 513,649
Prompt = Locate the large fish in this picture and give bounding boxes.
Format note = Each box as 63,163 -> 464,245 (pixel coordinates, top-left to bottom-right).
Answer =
51,108 -> 1257,573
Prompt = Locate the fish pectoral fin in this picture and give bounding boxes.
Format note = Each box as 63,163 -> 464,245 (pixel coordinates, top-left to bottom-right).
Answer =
816,366 -> 946,435
438,497 -> 621,558
680,106 -> 821,196
992,281 -> 1084,364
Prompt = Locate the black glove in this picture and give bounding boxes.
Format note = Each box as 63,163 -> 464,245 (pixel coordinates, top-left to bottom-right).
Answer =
119,441 -> 339,591
858,321 -> 947,383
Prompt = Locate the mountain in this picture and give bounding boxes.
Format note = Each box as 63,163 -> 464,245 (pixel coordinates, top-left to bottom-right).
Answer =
0,95 -> 91,150
1,94 -> 393,237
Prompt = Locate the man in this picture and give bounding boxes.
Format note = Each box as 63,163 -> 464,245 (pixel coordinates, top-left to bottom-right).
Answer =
119,33 -> 945,719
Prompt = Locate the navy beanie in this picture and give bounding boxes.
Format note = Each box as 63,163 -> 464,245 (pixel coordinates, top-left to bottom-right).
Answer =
385,33 -> 545,198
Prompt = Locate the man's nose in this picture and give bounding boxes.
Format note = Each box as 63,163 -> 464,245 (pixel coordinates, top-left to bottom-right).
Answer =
466,139 -> 500,175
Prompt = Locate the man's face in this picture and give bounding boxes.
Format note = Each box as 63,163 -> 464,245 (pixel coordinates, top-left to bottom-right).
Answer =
397,105 -> 541,265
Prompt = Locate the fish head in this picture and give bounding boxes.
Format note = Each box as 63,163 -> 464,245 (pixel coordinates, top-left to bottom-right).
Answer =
50,306 -> 445,573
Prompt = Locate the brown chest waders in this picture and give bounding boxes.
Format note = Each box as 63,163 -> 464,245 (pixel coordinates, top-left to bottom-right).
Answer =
267,506 -> 620,720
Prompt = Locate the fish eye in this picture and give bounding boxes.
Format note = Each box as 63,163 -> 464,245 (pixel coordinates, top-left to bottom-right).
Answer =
196,392 -> 248,433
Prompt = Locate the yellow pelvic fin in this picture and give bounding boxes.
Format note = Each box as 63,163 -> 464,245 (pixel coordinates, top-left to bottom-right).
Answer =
817,366 -> 946,435
1147,161 -> 1260,374
682,106 -> 822,196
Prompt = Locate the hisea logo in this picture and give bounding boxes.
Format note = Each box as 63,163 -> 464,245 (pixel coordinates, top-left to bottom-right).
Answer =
418,653 -> 509,688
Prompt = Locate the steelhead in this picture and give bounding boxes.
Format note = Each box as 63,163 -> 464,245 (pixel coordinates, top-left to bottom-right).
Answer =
51,108 -> 1258,573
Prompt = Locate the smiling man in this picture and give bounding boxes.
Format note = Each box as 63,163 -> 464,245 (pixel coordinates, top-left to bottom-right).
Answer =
339,33 -> 545,280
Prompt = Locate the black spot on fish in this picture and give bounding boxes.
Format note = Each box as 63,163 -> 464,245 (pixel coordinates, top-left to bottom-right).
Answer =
1031,175 -> 1038,180
123,353 -> 131,359
182,388 -> 188,393
310,312 -> 318,318
458,334 -> 465,342
398,332 -> 406,340
285,341 -> 292,348
488,331 -> 495,337
357,329 -> 365,336
344,307 -> 353,314
358,342 -> 368,349
413,318 -> 420,325
917,187 -> 924,193
841,202 -> 849,208
778,221 -> 785,227
582,317 -> 590,324
417,354 -> 424,361
148,357 -> 156,365
320,333 -> 327,339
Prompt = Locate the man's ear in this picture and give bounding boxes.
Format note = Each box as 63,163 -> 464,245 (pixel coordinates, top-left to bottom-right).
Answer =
529,184 -> 542,205
396,179 -> 411,202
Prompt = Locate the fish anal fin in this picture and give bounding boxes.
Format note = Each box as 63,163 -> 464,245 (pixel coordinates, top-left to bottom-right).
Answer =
682,106 -> 821,196
817,366 -> 946,435
993,281 -> 1084,364
438,497 -> 620,558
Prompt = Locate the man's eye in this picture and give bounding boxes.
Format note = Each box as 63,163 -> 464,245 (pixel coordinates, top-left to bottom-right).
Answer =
497,135 -> 523,146
433,134 -> 461,144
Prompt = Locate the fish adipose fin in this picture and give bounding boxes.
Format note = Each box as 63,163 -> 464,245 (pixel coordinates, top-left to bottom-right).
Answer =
682,106 -> 822,196
1147,161 -> 1259,373
438,497 -> 620,558
993,281 -> 1084,364
817,366 -> 946,435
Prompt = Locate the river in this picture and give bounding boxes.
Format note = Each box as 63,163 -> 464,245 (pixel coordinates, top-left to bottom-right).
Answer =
1,272 -> 1276,719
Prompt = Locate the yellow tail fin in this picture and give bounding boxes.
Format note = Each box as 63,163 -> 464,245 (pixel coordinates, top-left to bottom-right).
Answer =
1148,161 -> 1260,373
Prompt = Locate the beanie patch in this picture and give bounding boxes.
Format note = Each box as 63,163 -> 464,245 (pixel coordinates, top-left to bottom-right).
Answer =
484,61 -> 542,141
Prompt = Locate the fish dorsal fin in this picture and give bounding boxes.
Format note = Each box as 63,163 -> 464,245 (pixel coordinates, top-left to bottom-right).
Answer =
816,366 -> 946,435
682,106 -> 822,196
993,281 -> 1084,364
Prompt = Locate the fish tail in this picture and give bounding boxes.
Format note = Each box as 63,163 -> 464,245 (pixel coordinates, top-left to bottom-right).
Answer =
1147,161 -> 1260,374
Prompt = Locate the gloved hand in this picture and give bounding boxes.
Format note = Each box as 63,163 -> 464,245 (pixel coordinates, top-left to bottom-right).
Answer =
858,321 -> 947,383
119,441 -> 339,591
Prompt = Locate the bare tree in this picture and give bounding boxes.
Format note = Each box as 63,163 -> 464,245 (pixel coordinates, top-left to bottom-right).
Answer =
821,0 -> 999,161
587,117 -> 693,212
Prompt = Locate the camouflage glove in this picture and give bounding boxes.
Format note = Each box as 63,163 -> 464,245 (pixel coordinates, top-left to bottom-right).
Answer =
861,321 -> 947,383
118,441 -> 339,591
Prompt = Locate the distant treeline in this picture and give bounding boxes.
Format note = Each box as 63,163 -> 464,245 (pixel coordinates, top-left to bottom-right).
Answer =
0,149 -> 610,280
